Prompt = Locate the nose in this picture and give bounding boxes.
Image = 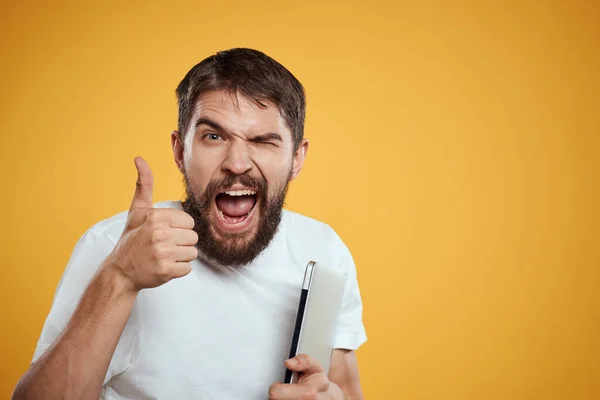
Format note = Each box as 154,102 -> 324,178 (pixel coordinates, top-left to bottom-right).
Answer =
221,140 -> 252,175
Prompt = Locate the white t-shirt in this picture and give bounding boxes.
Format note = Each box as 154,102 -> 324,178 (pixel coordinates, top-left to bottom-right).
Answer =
33,201 -> 367,399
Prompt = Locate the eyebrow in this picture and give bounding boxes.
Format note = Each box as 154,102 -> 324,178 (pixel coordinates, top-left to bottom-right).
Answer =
195,117 -> 224,132
195,117 -> 283,143
252,132 -> 283,143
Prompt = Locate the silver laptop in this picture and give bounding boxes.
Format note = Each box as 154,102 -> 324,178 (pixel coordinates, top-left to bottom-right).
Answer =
284,261 -> 346,383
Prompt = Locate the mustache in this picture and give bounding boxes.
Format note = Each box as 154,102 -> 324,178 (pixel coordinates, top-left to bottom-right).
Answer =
200,173 -> 267,202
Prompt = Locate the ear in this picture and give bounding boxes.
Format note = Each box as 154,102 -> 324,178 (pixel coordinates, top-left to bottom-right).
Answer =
171,130 -> 185,173
290,138 -> 309,181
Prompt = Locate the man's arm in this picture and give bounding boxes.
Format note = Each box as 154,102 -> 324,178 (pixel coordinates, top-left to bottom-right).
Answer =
329,349 -> 364,400
12,157 -> 198,400
12,266 -> 136,400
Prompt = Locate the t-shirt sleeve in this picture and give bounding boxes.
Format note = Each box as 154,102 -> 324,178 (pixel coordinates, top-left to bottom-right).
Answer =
32,228 -> 140,385
333,245 -> 368,351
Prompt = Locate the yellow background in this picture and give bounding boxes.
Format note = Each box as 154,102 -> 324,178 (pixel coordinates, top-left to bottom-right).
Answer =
1,1 -> 599,399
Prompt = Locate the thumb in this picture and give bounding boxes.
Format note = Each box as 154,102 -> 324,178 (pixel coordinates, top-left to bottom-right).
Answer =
130,156 -> 154,210
285,354 -> 324,376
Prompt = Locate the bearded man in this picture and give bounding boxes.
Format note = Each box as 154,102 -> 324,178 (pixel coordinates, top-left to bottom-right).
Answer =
13,48 -> 367,400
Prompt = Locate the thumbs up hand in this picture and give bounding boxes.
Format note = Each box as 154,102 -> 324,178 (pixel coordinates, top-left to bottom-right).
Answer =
105,157 -> 198,292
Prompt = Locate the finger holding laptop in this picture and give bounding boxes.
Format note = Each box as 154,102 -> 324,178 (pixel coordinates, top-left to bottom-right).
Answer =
268,354 -> 346,400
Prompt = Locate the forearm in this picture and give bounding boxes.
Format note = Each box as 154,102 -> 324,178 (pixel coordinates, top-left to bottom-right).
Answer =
329,349 -> 364,400
13,264 -> 137,400
332,383 -> 361,400
338,384 -> 363,400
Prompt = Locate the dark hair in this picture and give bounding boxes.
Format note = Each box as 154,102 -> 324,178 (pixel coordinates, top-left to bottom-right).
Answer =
175,48 -> 306,150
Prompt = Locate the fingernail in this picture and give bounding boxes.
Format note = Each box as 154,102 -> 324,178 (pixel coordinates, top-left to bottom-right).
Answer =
287,358 -> 298,366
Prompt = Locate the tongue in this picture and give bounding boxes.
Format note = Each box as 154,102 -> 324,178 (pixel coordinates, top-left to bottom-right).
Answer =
216,194 -> 256,217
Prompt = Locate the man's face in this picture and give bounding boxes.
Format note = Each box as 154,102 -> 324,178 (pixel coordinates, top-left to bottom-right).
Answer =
172,90 -> 307,266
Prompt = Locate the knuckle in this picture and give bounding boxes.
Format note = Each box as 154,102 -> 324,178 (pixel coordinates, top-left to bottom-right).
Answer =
267,384 -> 280,399
150,228 -> 167,244
301,389 -> 318,400
152,246 -> 170,261
150,248 -> 160,261
146,209 -> 164,225
158,257 -> 172,270
296,354 -> 310,364
146,208 -> 158,221
318,375 -> 329,390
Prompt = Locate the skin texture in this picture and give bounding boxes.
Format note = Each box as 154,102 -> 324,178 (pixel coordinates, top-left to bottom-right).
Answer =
12,90 -> 363,400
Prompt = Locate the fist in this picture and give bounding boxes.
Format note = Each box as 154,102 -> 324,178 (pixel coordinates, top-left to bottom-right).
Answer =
106,157 -> 198,291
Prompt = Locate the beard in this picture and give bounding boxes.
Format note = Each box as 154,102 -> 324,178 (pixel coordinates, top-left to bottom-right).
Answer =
182,170 -> 290,267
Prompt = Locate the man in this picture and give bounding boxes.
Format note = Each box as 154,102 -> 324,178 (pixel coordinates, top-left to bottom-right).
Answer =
13,48 -> 366,400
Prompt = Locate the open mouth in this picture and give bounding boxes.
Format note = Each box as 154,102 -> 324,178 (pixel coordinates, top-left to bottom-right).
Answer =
214,189 -> 258,225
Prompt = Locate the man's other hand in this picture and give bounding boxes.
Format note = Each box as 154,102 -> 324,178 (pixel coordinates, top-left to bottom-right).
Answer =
268,354 -> 346,400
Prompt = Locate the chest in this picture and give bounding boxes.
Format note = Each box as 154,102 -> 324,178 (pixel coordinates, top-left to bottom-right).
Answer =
109,263 -> 304,399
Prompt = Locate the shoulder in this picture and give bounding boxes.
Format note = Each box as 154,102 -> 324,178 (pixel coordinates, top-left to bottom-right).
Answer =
282,210 -> 346,246
281,210 -> 353,273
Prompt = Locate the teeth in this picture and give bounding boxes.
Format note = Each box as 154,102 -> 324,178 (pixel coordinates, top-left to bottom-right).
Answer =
224,190 -> 256,196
